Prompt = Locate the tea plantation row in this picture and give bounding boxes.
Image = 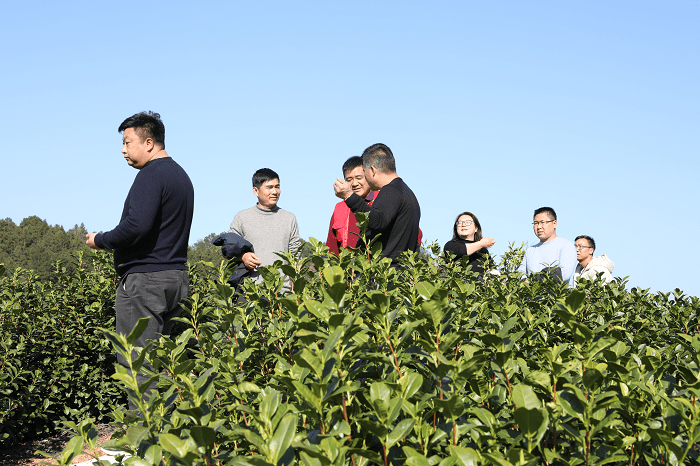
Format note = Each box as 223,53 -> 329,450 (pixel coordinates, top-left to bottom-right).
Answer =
2,239 -> 700,465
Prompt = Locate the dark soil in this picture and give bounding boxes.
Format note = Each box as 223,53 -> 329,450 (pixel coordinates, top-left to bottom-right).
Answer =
0,424 -> 115,466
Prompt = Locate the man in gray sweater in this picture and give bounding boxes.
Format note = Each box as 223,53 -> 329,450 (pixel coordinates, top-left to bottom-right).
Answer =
229,168 -> 302,284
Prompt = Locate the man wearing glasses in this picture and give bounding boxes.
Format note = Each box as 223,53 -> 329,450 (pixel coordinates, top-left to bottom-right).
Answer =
517,207 -> 577,283
573,235 -> 614,285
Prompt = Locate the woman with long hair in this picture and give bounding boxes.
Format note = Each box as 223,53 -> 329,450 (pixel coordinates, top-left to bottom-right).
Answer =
443,211 -> 495,276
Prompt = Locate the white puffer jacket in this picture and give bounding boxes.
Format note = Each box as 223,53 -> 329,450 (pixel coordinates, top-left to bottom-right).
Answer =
573,254 -> 615,285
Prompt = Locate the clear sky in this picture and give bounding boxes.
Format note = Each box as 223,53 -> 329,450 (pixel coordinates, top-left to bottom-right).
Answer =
1,1 -> 698,296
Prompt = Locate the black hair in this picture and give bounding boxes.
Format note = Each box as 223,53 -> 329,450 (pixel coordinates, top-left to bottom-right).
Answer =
252,168 -> 280,188
118,111 -> 165,149
361,143 -> 396,173
342,156 -> 364,177
575,235 -> 596,251
534,206 -> 557,220
452,212 -> 484,242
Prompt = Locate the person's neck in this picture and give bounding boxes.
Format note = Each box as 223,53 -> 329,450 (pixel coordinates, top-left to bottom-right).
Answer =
149,148 -> 169,163
257,203 -> 277,211
579,256 -> 593,268
541,233 -> 557,243
374,172 -> 399,189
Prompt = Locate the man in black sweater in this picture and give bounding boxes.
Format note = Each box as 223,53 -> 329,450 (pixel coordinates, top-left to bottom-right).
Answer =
86,112 -> 194,405
333,143 -> 421,263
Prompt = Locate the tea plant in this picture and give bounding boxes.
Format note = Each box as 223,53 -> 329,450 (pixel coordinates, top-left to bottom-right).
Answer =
0,251 -> 124,445
0,229 -> 692,465
42,234 -> 700,466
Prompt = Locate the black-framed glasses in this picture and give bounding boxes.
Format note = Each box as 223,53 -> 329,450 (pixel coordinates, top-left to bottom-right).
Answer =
532,220 -> 555,226
575,244 -> 593,250
456,220 -> 473,226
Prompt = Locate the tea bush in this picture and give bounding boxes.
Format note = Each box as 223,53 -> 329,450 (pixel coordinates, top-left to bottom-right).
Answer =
47,235 -> 700,466
0,251 -> 125,445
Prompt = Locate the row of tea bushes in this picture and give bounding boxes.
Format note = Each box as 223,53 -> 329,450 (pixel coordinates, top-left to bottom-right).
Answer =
0,252 -> 125,445
50,237 -> 700,466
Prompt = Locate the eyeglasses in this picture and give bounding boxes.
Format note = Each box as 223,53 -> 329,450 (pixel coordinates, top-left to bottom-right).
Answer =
575,244 -> 593,250
532,220 -> 555,226
456,220 -> 473,226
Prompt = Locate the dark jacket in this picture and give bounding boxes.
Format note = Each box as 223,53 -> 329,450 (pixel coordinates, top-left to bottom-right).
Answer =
212,232 -> 255,289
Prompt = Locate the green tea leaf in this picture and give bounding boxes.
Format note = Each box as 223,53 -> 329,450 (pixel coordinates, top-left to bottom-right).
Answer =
269,413 -> 298,465
449,446 -> 482,466
387,418 -> 415,447
512,384 -> 540,410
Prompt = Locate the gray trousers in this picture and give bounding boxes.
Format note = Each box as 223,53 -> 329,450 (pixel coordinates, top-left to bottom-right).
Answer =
116,269 -> 188,407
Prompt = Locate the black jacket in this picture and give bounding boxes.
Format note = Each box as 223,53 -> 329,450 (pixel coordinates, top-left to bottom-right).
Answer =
212,233 -> 255,289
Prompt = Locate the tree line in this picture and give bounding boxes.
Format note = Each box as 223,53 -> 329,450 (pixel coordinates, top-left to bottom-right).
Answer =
0,217 -> 93,281
0,217 -> 312,281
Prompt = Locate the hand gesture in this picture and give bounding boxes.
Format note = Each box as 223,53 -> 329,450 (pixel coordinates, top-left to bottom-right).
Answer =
242,252 -> 262,270
85,233 -> 102,250
334,177 -> 353,200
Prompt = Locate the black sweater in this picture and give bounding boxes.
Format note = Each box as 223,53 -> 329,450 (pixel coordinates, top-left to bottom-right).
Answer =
443,238 -> 493,276
95,158 -> 194,276
345,177 -> 420,263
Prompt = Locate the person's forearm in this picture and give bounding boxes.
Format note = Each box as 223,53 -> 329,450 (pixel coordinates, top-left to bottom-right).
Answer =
98,178 -> 159,249
464,239 -> 489,256
344,193 -> 370,213
347,191 -> 399,232
96,214 -> 154,249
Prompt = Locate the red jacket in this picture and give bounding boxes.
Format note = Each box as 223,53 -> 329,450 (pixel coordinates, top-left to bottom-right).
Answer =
326,191 -> 377,254
326,191 -> 422,253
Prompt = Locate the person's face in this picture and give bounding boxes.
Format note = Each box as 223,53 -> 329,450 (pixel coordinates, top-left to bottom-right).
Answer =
254,178 -> 280,209
121,127 -> 152,169
344,166 -> 371,198
533,213 -> 557,242
363,165 -> 381,191
455,215 -> 478,240
575,239 -> 594,263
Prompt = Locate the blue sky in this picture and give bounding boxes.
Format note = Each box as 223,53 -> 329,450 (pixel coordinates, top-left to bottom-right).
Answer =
2,1 -> 698,296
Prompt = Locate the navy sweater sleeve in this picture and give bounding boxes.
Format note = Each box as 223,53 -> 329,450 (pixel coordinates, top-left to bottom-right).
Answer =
94,172 -> 160,250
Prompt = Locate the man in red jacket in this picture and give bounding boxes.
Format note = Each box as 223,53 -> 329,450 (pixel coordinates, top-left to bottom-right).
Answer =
326,156 -> 377,253
333,144 -> 421,264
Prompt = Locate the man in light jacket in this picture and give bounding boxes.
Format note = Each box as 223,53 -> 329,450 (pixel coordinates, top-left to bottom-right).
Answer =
573,235 -> 615,285
518,207 -> 577,283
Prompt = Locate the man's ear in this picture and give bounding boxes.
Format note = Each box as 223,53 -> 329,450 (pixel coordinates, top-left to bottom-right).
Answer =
145,137 -> 155,152
552,220 -> 557,229
252,186 -> 259,197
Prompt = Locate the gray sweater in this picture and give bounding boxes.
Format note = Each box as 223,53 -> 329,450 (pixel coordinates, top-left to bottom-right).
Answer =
229,204 -> 302,269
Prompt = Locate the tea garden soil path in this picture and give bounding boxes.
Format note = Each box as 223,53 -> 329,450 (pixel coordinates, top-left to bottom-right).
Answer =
0,424 -> 116,466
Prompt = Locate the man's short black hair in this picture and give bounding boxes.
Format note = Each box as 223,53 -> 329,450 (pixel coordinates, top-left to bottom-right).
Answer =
362,143 -> 396,173
118,111 -> 165,149
342,156 -> 363,177
575,235 -> 596,251
252,168 -> 280,188
534,206 -> 557,220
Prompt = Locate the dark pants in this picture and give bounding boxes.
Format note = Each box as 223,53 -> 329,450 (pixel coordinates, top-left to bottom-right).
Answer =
116,269 -> 188,408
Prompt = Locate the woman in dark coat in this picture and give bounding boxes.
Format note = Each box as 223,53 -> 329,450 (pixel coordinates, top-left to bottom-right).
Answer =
443,212 -> 495,277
